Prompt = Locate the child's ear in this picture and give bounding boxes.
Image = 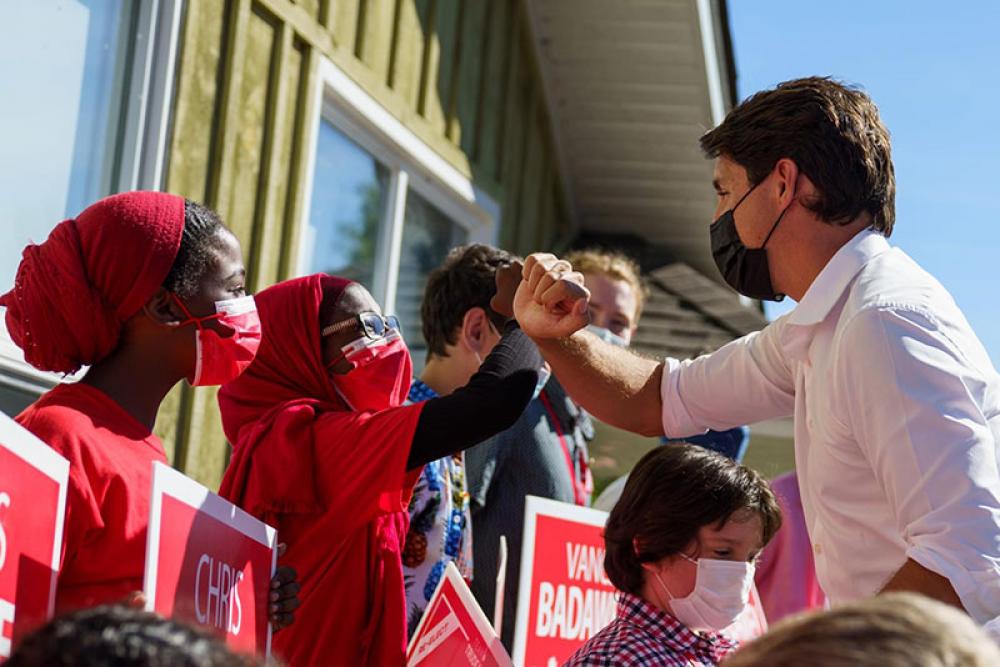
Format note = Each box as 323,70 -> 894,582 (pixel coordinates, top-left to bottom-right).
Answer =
143,288 -> 183,326
462,306 -> 489,351
461,307 -> 489,351
639,561 -> 658,575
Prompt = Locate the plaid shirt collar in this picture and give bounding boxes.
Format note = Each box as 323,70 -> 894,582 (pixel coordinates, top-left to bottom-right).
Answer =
617,592 -> 736,663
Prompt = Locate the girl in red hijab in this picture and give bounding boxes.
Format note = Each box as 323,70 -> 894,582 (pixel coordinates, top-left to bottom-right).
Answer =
0,192 -> 298,625
217,274 -> 541,666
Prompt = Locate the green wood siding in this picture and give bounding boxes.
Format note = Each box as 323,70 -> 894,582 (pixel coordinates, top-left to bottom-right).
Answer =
158,0 -> 570,486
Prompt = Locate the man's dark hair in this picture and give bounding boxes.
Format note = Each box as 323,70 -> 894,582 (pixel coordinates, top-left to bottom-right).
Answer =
603,444 -> 782,596
163,200 -> 229,298
7,605 -> 257,667
700,76 -> 895,236
421,244 -> 514,359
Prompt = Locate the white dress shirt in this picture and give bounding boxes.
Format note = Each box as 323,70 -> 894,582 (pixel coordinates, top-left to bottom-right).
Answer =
660,229 -> 1000,622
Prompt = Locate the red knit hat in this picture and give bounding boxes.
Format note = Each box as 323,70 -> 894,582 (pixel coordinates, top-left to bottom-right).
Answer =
0,191 -> 185,373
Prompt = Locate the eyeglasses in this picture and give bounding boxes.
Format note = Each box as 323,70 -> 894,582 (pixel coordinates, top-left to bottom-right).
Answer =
321,311 -> 401,340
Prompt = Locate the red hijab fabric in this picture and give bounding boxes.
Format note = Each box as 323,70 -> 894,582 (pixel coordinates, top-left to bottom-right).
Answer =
217,274 -> 424,666
0,191 -> 185,373
218,274 -> 353,518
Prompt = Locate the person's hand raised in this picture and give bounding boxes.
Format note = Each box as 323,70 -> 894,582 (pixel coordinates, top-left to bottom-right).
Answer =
513,253 -> 590,339
491,260 -> 524,319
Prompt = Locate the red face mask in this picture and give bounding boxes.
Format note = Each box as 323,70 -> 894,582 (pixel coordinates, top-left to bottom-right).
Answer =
328,330 -> 412,412
173,294 -> 262,386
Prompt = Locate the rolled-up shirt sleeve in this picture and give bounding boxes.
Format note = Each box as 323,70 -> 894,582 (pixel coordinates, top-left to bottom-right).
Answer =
838,305 -> 1000,622
660,319 -> 796,438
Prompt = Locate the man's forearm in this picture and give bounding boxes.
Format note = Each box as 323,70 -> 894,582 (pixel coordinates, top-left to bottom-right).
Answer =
533,333 -> 665,436
880,557 -> 965,611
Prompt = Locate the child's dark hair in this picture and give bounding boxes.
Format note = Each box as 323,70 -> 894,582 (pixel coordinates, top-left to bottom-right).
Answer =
7,604 -> 257,666
162,199 -> 227,298
604,444 -> 781,595
420,244 -> 514,359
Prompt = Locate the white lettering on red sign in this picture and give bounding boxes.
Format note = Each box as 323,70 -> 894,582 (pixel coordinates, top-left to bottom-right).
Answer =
534,583 -> 616,642
193,554 -> 244,636
529,540 -> 617,642
564,542 -> 611,586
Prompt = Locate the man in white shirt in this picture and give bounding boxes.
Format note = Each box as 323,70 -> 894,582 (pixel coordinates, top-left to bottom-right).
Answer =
497,76 -> 1000,622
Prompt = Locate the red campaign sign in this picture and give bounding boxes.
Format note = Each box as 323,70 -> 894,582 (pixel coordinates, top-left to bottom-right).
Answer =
143,462 -> 276,658
513,497 -> 617,667
407,562 -> 512,667
0,413 -> 69,661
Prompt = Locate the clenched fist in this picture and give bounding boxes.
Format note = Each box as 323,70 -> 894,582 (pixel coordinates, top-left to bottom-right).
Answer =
510,253 -> 590,339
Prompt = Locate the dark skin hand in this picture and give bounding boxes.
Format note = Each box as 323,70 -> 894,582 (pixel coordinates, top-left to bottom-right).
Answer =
269,542 -> 300,629
490,259 -> 524,320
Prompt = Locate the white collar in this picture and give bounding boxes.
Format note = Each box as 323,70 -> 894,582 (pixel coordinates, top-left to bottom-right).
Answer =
787,229 -> 892,327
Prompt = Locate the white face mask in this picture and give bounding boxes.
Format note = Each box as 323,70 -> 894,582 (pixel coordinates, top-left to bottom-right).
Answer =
654,554 -> 754,631
585,324 -> 629,348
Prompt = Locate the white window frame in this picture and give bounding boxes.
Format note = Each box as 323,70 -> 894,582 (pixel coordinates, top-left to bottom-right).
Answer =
298,56 -> 500,315
0,0 -> 185,400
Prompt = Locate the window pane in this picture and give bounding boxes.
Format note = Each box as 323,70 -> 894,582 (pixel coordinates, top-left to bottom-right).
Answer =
395,190 -> 469,369
0,0 -> 134,294
0,379 -> 43,417
304,119 -> 390,293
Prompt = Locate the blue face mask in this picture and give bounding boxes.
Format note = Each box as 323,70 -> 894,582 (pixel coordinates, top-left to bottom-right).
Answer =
532,364 -> 552,400
585,324 -> 629,348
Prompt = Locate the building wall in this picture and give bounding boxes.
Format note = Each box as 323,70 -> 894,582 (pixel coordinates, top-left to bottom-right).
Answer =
156,0 -> 571,486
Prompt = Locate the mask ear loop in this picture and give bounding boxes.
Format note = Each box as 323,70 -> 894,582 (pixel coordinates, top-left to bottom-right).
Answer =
170,293 -> 221,330
635,537 -> 675,609
650,549 -> 702,614
646,557 -> 679,614
730,181 -> 759,214
653,570 -> 677,604
169,294 -> 216,387
761,202 -> 792,249
729,177 -> 789,250
326,340 -> 358,373
758,171 -> 797,249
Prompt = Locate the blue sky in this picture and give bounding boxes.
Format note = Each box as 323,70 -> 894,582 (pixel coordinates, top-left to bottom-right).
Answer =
728,1 -> 1000,364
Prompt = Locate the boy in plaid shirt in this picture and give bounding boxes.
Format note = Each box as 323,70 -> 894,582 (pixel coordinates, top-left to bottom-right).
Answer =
567,445 -> 781,666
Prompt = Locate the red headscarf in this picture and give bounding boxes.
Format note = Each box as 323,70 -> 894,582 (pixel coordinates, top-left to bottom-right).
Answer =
0,191 -> 185,373
217,274 -> 423,524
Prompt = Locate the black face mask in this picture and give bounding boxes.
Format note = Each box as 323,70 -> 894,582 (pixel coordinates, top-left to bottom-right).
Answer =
710,182 -> 788,302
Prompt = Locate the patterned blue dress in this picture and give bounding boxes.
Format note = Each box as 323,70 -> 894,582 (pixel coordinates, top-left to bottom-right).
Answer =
402,379 -> 474,637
